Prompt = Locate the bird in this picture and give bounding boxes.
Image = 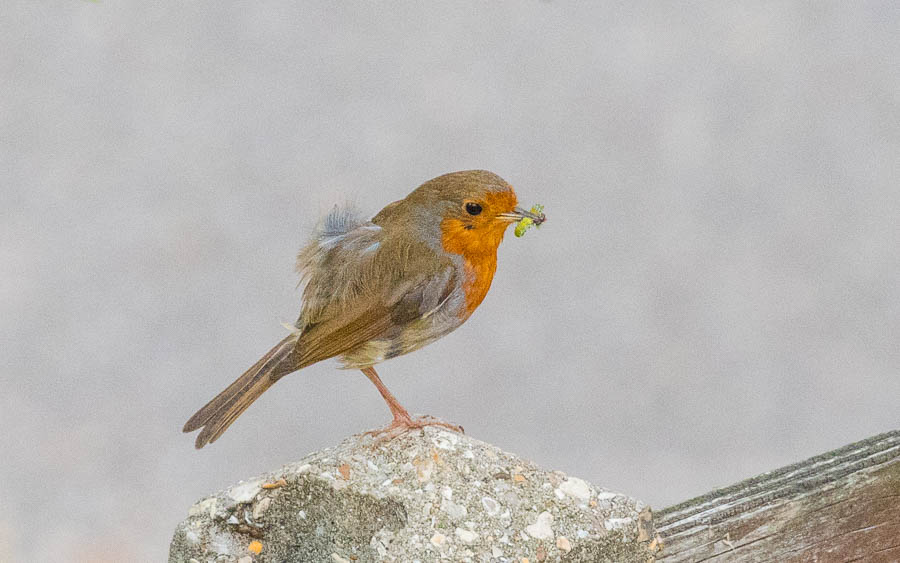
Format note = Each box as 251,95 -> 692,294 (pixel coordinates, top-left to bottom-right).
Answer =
183,170 -> 546,449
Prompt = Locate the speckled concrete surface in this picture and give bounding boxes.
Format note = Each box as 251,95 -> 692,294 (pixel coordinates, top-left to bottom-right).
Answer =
169,427 -> 657,562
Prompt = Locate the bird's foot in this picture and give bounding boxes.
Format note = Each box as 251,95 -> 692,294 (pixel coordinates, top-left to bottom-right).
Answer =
363,413 -> 464,445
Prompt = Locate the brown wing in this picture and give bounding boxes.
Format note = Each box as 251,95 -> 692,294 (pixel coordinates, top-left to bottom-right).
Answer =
292,213 -> 453,367
297,266 -> 457,362
293,303 -> 396,367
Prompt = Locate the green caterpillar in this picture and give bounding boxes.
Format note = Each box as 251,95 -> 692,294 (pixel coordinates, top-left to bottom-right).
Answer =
514,204 -> 544,238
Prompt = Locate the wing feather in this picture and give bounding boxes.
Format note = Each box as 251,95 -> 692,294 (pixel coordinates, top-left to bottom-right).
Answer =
291,205 -> 454,368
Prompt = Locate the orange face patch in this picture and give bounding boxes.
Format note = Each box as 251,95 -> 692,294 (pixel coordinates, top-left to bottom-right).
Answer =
440,188 -> 518,315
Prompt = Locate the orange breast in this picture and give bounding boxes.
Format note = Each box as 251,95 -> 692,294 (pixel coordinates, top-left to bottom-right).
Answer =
440,219 -> 505,316
458,251 -> 498,315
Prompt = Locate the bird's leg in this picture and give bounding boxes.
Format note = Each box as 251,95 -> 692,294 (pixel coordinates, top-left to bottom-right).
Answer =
361,366 -> 413,422
360,366 -> 463,442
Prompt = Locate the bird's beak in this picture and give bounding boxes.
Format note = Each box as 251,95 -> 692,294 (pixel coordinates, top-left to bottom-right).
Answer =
499,206 -> 546,225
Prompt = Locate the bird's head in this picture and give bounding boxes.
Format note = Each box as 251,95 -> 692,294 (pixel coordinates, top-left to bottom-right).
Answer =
398,170 -> 544,258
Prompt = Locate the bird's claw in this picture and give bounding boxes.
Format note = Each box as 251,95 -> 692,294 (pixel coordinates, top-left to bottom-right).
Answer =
363,414 -> 464,445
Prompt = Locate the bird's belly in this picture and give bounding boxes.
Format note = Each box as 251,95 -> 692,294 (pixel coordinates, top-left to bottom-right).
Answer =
339,313 -> 465,369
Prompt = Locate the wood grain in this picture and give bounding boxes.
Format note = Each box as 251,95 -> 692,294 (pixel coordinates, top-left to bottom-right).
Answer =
655,430 -> 900,562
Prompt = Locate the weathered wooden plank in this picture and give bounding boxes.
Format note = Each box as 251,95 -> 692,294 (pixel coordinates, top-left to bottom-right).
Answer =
655,430 -> 900,562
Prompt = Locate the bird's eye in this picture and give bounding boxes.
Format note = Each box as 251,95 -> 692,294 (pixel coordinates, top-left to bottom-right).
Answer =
465,202 -> 483,216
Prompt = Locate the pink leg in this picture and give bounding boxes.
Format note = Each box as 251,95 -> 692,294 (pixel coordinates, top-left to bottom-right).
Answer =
360,366 -> 463,442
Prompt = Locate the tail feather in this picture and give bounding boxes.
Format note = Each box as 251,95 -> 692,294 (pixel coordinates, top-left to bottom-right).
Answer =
183,334 -> 299,449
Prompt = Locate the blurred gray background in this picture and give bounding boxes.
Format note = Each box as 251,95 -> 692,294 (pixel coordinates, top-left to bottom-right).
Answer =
2,2 -> 898,560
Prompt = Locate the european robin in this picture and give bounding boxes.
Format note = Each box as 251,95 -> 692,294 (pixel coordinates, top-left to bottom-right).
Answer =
183,170 -> 546,448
